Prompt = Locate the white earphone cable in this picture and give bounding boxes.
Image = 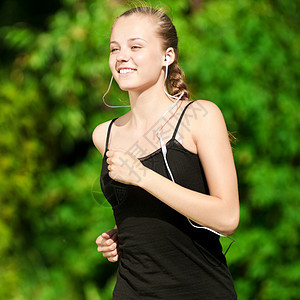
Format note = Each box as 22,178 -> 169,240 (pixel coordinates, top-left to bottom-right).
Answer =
102,75 -> 131,108
158,57 -> 236,253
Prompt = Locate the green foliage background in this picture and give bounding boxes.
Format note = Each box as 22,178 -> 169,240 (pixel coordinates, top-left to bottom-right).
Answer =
0,0 -> 299,299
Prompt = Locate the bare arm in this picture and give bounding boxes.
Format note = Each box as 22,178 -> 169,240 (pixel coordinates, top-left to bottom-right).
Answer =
92,120 -> 112,156
93,121 -> 119,261
139,101 -> 239,235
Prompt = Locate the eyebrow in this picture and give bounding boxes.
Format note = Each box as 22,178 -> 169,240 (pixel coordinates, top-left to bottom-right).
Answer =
110,38 -> 148,44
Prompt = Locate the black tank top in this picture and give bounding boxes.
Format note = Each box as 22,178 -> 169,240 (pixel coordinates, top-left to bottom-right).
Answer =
100,101 -> 237,299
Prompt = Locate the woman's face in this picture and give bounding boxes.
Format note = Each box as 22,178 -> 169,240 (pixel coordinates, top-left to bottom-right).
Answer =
109,14 -> 165,93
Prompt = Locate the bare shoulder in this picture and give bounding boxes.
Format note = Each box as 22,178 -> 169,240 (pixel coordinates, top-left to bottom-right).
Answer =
190,100 -> 223,119
92,120 -> 113,156
189,100 -> 228,141
190,100 -> 226,125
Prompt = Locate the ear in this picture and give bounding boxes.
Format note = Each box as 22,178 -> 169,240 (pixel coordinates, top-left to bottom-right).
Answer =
163,47 -> 176,66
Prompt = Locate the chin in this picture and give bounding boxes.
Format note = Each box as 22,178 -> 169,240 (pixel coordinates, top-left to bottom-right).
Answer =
116,79 -> 155,93
118,85 -> 133,92
117,83 -> 141,92
114,79 -> 134,91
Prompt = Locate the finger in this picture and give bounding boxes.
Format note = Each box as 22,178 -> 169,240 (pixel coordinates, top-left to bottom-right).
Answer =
101,228 -> 117,239
105,247 -> 119,259
100,234 -> 117,247
98,242 -> 117,252
96,232 -> 117,247
97,239 -> 118,252
96,235 -> 113,246
95,235 -> 105,245
97,237 -> 117,248
107,253 -> 119,262
98,240 -> 117,252
102,248 -> 118,258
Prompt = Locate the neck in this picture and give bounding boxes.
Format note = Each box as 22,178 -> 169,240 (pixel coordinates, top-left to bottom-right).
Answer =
127,85 -> 176,130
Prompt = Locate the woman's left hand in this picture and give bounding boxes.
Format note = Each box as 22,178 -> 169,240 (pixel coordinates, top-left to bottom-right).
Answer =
106,150 -> 147,186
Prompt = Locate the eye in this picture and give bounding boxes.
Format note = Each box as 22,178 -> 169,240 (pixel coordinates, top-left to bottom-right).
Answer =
131,45 -> 141,50
110,48 -> 119,53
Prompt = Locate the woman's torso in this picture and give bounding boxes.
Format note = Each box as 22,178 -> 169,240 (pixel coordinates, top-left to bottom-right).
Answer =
100,101 -> 237,299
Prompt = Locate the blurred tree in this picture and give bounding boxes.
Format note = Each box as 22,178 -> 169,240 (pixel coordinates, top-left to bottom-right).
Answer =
0,0 -> 299,299
0,0 -> 61,28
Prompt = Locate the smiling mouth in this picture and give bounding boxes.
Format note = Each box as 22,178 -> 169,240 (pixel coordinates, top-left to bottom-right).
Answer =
119,68 -> 136,74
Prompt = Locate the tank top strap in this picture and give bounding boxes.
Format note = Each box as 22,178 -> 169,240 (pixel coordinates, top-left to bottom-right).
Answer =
172,101 -> 195,140
105,118 -> 118,152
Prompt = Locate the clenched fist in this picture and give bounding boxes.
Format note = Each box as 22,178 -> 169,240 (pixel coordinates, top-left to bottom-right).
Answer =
106,150 -> 148,186
96,227 -> 119,262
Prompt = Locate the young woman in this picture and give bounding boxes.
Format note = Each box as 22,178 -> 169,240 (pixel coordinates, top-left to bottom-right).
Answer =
93,6 -> 239,299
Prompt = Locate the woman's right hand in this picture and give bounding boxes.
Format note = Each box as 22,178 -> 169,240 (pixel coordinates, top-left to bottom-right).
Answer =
96,227 -> 119,262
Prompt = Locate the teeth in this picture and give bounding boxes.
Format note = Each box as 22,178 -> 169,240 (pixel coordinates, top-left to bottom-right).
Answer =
119,69 -> 135,74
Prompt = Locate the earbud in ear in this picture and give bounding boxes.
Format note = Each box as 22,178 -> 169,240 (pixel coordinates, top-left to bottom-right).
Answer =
165,55 -> 170,63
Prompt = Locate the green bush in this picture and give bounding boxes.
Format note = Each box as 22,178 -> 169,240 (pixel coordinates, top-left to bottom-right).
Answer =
0,0 -> 299,299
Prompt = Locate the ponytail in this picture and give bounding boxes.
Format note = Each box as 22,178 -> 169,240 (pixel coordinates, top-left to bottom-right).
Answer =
167,61 -> 190,101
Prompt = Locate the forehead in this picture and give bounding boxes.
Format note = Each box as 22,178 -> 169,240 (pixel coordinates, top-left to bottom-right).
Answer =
111,14 -> 159,42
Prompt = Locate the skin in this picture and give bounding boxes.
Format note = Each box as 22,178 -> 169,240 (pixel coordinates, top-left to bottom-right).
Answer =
95,225 -> 119,262
93,14 -> 240,262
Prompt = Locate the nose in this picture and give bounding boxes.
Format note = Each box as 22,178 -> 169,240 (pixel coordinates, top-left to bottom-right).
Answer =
116,48 -> 130,62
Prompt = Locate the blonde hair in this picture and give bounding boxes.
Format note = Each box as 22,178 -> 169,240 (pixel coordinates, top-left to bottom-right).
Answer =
114,6 -> 190,101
